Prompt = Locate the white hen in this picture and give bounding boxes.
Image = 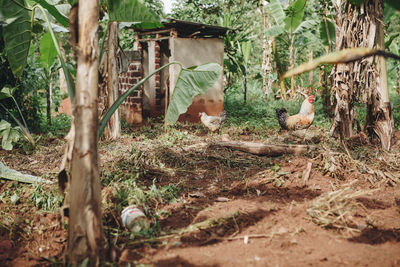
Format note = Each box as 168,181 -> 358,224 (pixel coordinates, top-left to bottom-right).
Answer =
199,110 -> 227,132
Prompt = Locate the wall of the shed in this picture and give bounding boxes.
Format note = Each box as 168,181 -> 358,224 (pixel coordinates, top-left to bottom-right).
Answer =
118,62 -> 143,124
169,37 -> 224,122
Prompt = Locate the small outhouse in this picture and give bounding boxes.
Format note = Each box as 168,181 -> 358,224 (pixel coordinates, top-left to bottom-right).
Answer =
118,19 -> 228,124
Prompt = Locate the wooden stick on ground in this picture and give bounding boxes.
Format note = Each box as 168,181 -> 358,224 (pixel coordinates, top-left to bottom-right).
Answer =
303,162 -> 313,185
211,140 -> 316,156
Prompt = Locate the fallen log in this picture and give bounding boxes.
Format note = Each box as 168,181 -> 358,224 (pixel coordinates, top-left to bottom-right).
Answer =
211,140 -> 317,156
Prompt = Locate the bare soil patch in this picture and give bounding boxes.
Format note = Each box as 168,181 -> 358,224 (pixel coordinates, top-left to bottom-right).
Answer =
1,128 -> 400,266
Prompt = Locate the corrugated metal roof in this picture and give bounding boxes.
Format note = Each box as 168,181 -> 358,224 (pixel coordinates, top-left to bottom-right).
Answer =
135,18 -> 228,38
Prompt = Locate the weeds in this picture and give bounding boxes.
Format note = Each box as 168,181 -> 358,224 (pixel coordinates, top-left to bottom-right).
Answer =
29,184 -> 63,211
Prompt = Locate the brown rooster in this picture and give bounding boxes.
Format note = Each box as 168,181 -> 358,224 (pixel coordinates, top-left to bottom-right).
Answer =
276,95 -> 315,131
199,110 -> 227,132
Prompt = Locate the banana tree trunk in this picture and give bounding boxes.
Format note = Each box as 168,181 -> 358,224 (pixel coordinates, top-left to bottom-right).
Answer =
105,21 -> 121,140
272,38 -> 285,99
289,37 -> 295,97
68,0 -> 103,264
262,3 -> 273,96
396,65 -> 400,95
47,76 -> 52,126
330,0 -> 393,150
308,50 -> 313,95
243,68 -> 247,103
364,0 -> 393,150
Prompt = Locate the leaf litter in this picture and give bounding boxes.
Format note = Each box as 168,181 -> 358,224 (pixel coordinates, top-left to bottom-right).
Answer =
0,125 -> 400,266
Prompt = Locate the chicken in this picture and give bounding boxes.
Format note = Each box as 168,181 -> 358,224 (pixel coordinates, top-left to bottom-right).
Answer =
276,95 -> 315,131
199,110 -> 227,132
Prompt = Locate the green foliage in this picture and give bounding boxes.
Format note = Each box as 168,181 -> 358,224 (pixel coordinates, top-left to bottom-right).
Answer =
0,86 -> 34,145
0,182 -> 24,205
224,81 -> 331,132
171,0 -> 225,24
284,0 -> 307,33
268,0 -> 285,25
112,178 -> 181,214
32,0 -> 70,27
39,32 -> 58,71
106,0 -> 162,28
29,184 -> 63,211
40,114 -> 72,136
386,0 -> 400,10
0,28 -> 17,90
0,120 -> 21,150
0,0 -> 32,77
319,19 -> 335,47
142,0 -> 164,17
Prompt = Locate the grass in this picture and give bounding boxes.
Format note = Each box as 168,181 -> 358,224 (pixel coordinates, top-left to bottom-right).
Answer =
224,81 -> 332,135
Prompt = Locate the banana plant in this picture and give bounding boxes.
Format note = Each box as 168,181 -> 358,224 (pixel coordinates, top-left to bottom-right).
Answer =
1,0 -> 75,104
0,87 -> 35,147
0,0 -> 162,102
39,32 -> 59,125
265,0 -> 317,98
0,120 -> 21,151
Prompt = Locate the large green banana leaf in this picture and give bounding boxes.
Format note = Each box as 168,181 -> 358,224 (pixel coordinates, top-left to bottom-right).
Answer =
284,0 -> 306,33
268,0 -> 285,26
165,63 -> 223,125
0,0 -> 32,77
319,19 -> 336,47
106,0 -> 162,28
265,25 -> 285,38
40,32 -> 58,71
33,0 -> 69,27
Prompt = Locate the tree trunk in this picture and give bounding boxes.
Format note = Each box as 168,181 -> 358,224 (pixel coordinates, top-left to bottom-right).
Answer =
330,0 -> 354,139
271,38 -> 285,99
262,3 -> 273,96
289,37 -> 295,97
308,50 -> 313,95
105,21 -> 121,140
364,0 -> 393,150
330,0 -> 393,150
396,65 -> 400,95
243,69 -> 247,103
68,0 -> 103,264
46,75 -> 52,126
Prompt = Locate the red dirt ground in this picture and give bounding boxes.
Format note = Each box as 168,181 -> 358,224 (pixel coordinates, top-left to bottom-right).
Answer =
1,131 -> 400,266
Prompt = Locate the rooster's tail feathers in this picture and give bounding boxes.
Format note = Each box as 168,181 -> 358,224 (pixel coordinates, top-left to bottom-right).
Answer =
220,110 -> 228,123
275,108 -> 289,130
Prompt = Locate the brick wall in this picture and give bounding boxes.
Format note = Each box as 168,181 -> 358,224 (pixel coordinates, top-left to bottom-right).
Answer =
117,41 -> 165,124
118,61 -> 143,124
154,42 -> 162,108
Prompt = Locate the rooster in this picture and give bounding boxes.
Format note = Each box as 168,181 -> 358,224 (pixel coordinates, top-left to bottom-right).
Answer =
276,95 -> 315,131
199,110 -> 227,132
